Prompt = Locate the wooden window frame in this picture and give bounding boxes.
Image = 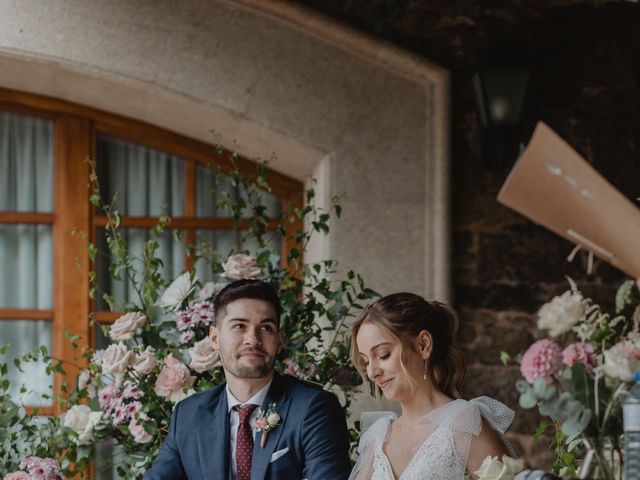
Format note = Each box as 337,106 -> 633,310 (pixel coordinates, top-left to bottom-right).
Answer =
0,88 -> 303,415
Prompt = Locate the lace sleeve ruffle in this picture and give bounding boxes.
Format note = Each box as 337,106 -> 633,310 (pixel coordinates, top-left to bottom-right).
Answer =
348,414 -> 396,480
424,396 -> 516,465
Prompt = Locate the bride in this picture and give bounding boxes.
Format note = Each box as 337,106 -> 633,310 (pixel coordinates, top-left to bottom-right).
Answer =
349,293 -> 516,480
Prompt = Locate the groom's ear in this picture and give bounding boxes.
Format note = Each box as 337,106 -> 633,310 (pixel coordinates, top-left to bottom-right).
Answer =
417,330 -> 433,358
209,325 -> 220,351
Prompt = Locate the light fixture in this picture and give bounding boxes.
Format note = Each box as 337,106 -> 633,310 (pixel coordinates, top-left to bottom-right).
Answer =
472,69 -> 529,169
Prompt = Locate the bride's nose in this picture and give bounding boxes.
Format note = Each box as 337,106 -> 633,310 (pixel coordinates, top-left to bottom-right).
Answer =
367,361 -> 382,380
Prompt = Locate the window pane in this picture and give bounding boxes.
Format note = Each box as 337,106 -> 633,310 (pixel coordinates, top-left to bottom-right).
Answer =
0,112 -> 54,213
195,164 -> 283,219
95,228 -> 185,310
194,230 -> 281,283
97,135 -> 185,217
0,320 -> 53,407
0,224 -> 52,309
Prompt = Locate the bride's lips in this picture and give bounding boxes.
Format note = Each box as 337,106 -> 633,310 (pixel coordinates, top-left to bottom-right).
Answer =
377,378 -> 394,389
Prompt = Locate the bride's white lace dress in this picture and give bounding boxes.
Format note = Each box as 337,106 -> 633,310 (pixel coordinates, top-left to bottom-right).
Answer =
349,397 -> 515,480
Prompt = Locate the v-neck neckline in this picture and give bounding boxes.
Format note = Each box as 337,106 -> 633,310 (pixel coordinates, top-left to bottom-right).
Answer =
378,400 -> 460,480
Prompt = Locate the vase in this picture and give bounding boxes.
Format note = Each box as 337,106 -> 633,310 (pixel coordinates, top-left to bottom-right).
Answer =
578,438 -> 622,480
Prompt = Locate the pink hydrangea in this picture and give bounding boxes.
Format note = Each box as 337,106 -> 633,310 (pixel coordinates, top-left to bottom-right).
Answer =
520,339 -> 563,383
562,342 -> 597,372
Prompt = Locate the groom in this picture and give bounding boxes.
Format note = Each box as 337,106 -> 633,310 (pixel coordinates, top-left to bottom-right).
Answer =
144,279 -> 352,480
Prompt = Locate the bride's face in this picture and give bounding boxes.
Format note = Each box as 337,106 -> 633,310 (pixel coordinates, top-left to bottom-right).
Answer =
356,321 -> 423,402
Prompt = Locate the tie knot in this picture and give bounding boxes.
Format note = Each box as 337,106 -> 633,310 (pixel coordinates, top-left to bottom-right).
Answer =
233,404 -> 258,423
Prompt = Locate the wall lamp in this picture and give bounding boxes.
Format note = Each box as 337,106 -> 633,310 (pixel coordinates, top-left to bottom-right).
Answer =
472,69 -> 529,170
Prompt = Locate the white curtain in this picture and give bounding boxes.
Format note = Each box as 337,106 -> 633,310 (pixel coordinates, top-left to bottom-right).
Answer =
0,112 -> 54,405
96,136 -> 186,310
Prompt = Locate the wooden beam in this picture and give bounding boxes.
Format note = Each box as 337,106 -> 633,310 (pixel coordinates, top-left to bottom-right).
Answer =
53,115 -> 92,414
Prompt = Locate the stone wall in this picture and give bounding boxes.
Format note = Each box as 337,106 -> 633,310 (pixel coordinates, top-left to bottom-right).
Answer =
301,0 -> 640,468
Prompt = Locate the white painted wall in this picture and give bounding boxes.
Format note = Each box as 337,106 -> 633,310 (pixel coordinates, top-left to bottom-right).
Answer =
0,0 -> 450,416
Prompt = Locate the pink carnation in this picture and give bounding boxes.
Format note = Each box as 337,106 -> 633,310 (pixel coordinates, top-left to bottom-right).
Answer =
562,342 -> 597,371
520,339 -> 563,383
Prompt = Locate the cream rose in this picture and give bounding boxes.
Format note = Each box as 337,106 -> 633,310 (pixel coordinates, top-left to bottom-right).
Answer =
132,346 -> 158,376
601,341 -> 640,382
128,413 -> 153,444
109,312 -> 147,341
537,291 -> 585,337
101,343 -> 134,375
222,254 -> 262,280
474,455 -> 524,480
188,337 -> 220,373
154,354 -> 195,402
197,281 -> 226,302
63,404 -> 103,445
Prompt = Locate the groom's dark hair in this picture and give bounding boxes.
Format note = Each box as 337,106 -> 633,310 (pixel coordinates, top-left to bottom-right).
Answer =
213,279 -> 282,326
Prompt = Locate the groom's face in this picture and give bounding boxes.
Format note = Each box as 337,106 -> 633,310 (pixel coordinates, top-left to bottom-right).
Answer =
209,298 -> 283,380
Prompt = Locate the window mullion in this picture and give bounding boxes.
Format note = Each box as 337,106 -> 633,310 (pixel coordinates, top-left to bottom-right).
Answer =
52,115 -> 92,413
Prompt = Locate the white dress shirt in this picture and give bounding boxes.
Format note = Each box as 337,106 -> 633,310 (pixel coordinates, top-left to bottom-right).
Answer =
226,380 -> 272,480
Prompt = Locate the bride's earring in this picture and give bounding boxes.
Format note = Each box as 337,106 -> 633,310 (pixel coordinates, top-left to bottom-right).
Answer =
423,357 -> 428,380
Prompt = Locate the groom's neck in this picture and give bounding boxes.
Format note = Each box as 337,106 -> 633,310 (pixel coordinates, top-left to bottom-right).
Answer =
226,372 -> 274,403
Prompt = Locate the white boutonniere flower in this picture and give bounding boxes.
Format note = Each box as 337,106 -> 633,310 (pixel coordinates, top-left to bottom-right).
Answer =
255,403 -> 281,448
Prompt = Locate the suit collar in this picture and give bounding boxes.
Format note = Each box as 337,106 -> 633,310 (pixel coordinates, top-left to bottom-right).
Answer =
251,374 -> 292,480
196,385 -> 230,479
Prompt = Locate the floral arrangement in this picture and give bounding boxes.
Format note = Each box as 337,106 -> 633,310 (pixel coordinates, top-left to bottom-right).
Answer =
508,278 -> 640,479
255,402 -> 281,448
0,159 -> 376,479
474,454 -> 524,480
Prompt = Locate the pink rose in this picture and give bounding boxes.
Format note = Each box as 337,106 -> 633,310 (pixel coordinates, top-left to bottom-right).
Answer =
256,417 -> 269,429
520,339 -> 563,383
222,254 -> 262,280
562,342 -> 597,372
109,312 -> 146,341
132,347 -> 157,376
4,472 -> 30,480
154,354 -> 195,402
188,337 -> 220,373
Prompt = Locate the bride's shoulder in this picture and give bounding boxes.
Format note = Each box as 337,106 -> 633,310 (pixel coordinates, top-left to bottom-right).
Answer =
357,411 -> 397,449
428,396 -> 515,436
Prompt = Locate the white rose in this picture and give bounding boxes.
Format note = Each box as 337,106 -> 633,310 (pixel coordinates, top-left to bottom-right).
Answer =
77,369 -> 96,397
101,343 -> 134,375
128,413 -> 153,444
537,291 -> 585,337
601,341 -> 640,382
158,272 -> 196,311
197,282 -> 226,302
63,405 -> 103,445
474,455 -> 524,480
267,412 -> 280,427
132,346 -> 158,376
188,337 -> 220,373
109,312 -> 147,341
222,254 -> 262,280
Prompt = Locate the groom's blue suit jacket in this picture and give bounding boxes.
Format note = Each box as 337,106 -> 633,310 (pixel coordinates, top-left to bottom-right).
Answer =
143,374 -> 351,480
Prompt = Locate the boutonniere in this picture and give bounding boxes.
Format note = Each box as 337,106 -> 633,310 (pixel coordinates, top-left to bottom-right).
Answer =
255,402 -> 281,448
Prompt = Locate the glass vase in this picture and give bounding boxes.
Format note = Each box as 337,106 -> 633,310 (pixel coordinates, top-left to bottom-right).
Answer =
578,438 -> 622,480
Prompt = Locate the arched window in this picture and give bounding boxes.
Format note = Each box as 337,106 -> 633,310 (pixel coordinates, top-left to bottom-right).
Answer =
0,89 -> 302,414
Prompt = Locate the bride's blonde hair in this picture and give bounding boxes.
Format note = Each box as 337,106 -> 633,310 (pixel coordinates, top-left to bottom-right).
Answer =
350,292 -> 466,399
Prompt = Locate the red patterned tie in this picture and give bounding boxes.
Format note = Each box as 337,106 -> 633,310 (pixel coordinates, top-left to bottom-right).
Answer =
234,404 -> 258,480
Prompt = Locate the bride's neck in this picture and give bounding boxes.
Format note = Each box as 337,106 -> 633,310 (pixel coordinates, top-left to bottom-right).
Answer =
398,383 -> 451,422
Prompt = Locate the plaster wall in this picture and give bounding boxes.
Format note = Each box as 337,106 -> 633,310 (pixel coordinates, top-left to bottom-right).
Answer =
0,0 -> 450,415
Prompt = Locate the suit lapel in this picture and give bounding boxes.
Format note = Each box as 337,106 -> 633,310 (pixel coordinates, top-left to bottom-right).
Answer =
196,386 -> 230,479
251,375 -> 291,480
